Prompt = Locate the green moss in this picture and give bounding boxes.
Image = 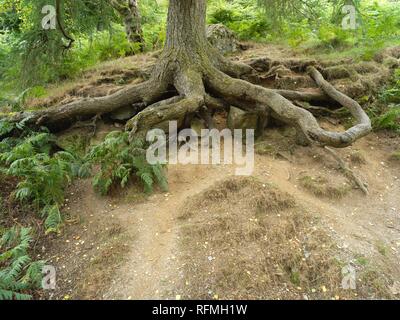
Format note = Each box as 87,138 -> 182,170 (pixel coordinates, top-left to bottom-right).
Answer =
355,255 -> 368,266
376,241 -> 389,256
390,151 -> 400,161
255,142 -> 277,156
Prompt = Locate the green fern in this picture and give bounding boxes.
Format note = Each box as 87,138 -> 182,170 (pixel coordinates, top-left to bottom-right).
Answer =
0,121 -> 15,137
41,205 -> 62,235
152,164 -> 169,193
0,227 -> 44,300
380,69 -> 400,104
86,131 -> 168,195
0,120 -> 85,233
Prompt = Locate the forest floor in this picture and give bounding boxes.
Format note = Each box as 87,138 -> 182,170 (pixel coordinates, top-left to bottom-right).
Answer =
35,43 -> 400,300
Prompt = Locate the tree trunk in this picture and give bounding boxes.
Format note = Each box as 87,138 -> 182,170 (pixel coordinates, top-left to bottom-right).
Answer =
111,0 -> 144,51
3,0 -> 372,149
165,0 -> 207,52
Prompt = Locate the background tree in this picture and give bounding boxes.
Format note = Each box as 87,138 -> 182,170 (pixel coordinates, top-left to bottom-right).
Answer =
110,0 -> 144,51
0,0 -> 135,87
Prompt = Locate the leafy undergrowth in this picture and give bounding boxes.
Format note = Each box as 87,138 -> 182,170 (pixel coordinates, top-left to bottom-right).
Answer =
374,107 -> 400,133
0,121 -> 84,234
0,227 -> 44,300
0,121 -> 168,227
0,120 -> 83,299
85,131 -> 168,196
370,69 -> 400,134
0,121 -> 168,299
178,177 -> 395,300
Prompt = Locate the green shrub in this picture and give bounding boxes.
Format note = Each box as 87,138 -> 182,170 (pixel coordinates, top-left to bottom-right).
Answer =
316,24 -> 353,49
374,107 -> 400,133
371,69 -> 400,133
91,27 -> 135,61
7,151 -> 82,233
208,0 -> 270,40
380,69 -> 400,104
0,121 -> 84,233
141,0 -> 167,50
86,131 -> 168,195
0,227 -> 44,300
282,19 -> 313,48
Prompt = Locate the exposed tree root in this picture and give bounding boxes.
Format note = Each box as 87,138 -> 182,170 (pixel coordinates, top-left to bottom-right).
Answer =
294,101 -> 348,117
244,57 -> 317,73
2,54 -> 372,151
125,97 -> 202,138
324,146 -> 369,195
275,89 -> 330,103
215,52 -> 255,78
4,79 -> 168,129
204,65 -> 371,147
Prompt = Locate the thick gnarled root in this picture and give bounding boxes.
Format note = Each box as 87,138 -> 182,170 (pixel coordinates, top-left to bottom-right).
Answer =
205,65 -> 371,148
2,48 -> 372,152
2,79 -> 168,129
126,69 -> 206,139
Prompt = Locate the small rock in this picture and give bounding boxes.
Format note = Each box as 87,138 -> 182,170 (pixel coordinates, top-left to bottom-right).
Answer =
227,106 -> 259,133
109,106 -> 138,121
207,24 -> 241,54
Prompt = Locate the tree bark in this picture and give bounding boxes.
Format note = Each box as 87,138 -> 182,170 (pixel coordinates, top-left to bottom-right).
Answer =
110,0 -> 144,51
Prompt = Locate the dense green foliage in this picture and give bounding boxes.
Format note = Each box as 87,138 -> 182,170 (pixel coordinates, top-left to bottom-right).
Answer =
0,226 -> 44,300
0,123 -> 168,299
373,69 -> 400,132
86,131 -> 168,195
209,0 -> 400,52
1,0 -> 399,101
0,0 -> 166,94
0,121 -> 84,233
208,0 -> 271,40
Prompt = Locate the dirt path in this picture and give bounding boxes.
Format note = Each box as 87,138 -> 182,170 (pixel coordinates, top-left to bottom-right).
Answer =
104,164 -> 237,299
99,132 -> 400,300
43,131 -> 399,300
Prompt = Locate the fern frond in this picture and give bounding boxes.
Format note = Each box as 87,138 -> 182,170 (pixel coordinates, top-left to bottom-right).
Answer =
42,205 -> 62,234
152,164 -> 168,192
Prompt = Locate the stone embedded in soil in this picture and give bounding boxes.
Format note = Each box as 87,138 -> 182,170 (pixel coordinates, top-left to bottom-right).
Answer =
109,105 -> 138,121
206,24 -> 240,55
227,106 -> 259,132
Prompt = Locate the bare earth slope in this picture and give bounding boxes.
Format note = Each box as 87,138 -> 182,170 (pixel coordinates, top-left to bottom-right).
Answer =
40,44 -> 400,300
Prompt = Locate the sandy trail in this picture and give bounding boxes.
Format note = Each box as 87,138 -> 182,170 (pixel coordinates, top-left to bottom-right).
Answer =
104,164 -> 236,299
101,133 -> 400,300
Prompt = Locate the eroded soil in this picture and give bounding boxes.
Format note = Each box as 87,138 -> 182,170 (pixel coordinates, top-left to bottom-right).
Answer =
37,44 -> 400,300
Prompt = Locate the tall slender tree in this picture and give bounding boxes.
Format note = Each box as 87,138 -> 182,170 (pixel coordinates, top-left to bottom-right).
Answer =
110,0 -> 144,51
